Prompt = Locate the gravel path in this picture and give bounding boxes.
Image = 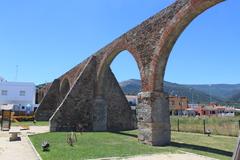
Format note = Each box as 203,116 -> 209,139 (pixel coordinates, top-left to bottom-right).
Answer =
94,153 -> 217,160
122,153 -> 217,160
0,126 -> 49,160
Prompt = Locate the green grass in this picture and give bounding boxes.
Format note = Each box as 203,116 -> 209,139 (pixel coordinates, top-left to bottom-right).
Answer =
172,132 -> 236,160
29,131 -> 237,160
171,116 -> 240,136
11,121 -> 49,126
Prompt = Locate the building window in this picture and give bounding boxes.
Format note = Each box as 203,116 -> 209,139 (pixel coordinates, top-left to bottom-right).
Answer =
19,90 -> 26,96
1,90 -> 8,96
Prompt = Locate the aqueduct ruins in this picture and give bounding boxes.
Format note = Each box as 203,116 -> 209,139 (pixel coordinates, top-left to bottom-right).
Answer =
35,0 -> 224,146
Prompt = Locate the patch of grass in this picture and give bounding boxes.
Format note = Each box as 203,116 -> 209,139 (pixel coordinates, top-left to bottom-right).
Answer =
171,132 -> 236,160
12,121 -> 49,127
30,131 -> 177,160
29,131 -> 237,160
171,116 -> 239,136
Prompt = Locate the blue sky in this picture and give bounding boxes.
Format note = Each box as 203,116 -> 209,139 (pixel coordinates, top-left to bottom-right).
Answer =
0,0 -> 239,85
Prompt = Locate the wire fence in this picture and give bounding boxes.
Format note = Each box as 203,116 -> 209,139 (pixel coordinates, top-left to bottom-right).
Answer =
171,116 -> 240,137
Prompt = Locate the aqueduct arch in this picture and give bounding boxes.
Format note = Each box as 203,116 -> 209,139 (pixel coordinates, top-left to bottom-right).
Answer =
36,0 -> 224,146
97,47 -> 143,95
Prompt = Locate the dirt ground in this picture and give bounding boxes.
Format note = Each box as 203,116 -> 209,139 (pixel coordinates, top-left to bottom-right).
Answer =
121,153 -> 217,160
0,126 -> 49,160
94,153 -> 217,160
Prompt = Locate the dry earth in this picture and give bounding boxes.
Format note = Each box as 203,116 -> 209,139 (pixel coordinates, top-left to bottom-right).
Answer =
93,153 -> 217,160
0,126 -> 48,160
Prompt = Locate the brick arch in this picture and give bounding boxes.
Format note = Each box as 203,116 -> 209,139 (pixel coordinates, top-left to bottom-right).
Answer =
96,42 -> 144,96
60,77 -> 70,99
150,0 -> 224,92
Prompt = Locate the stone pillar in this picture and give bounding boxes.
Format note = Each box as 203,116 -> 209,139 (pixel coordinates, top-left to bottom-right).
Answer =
92,96 -> 107,131
136,91 -> 170,146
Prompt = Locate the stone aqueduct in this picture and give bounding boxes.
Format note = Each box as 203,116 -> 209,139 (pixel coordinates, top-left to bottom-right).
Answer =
35,0 -> 224,146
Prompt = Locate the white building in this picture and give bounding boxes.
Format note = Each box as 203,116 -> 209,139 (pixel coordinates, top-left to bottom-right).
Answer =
0,81 -> 36,114
0,76 -> 6,82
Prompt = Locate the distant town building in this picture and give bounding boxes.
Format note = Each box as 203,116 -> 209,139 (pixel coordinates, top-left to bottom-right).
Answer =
126,95 -> 138,110
186,103 -> 236,117
125,94 -> 237,117
168,96 -> 188,116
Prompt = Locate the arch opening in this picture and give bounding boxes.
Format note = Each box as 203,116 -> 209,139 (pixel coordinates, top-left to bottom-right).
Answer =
97,47 -> 143,95
150,0 -> 225,92
98,50 -> 142,131
110,50 -> 141,95
159,0 -> 240,136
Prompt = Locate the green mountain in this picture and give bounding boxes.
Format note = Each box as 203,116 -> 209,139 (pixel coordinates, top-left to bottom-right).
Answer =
163,81 -> 222,104
228,92 -> 240,103
119,79 -> 239,104
119,79 -> 142,95
187,84 -> 240,101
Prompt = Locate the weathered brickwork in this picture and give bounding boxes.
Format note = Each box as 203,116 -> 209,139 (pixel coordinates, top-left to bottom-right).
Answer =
35,79 -> 61,121
50,57 -> 96,131
35,0 -> 224,146
36,83 -> 51,104
49,57 -> 135,131
35,59 -> 89,121
102,68 -> 136,131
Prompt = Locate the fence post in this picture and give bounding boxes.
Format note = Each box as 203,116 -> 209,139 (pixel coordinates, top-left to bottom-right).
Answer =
238,120 -> 240,130
177,119 -> 180,132
233,135 -> 240,160
203,119 -> 206,134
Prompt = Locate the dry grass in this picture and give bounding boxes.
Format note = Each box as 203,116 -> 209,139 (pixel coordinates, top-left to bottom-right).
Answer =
171,116 -> 239,136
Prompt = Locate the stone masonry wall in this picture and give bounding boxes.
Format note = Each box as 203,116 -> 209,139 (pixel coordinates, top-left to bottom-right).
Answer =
103,68 -> 136,131
35,59 -> 89,121
35,79 -> 61,121
50,57 -> 136,132
50,57 -> 96,131
36,83 -> 51,104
